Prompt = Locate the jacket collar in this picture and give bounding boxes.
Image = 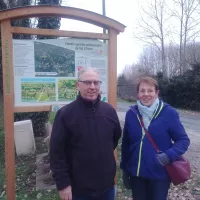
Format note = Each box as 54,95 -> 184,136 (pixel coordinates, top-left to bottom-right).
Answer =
76,94 -> 101,108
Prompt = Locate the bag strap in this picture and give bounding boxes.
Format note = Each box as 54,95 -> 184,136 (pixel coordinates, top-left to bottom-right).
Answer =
138,115 -> 161,154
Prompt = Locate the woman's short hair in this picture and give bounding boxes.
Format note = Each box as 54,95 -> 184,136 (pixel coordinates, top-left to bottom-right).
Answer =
137,76 -> 159,92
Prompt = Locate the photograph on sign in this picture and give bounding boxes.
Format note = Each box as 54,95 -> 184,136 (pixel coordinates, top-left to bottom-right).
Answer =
34,41 -> 75,77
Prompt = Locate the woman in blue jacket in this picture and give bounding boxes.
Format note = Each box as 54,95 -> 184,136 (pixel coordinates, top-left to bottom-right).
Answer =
120,76 -> 190,200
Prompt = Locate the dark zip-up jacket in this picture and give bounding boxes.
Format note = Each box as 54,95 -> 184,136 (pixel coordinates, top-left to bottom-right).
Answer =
50,95 -> 122,196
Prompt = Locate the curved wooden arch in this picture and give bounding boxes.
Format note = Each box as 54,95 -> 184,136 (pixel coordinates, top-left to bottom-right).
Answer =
0,5 -> 126,33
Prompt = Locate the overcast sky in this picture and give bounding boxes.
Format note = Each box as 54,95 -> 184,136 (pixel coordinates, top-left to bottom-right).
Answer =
60,0 -> 145,74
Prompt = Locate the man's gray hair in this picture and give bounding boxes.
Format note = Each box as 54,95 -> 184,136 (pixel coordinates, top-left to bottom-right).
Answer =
77,67 -> 100,81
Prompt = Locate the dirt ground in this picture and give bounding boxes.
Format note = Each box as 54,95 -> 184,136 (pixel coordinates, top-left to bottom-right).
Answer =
167,127 -> 200,200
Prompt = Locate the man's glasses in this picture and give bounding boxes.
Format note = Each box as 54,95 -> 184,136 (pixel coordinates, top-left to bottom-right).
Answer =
78,80 -> 102,86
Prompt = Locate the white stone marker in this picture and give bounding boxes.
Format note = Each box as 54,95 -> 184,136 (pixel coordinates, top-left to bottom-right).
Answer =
14,120 -> 36,156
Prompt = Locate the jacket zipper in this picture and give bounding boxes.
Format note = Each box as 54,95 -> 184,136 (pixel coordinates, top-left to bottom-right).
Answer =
92,103 -> 95,113
137,129 -> 145,176
136,102 -> 164,176
92,102 -> 98,144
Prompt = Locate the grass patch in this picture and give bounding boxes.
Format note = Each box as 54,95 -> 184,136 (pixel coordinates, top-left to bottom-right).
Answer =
0,130 -> 5,162
49,112 -> 56,124
116,138 -> 132,199
0,130 -> 60,199
0,98 -> 3,130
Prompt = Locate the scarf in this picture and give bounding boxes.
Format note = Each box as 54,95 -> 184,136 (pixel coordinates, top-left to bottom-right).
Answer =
137,98 -> 159,129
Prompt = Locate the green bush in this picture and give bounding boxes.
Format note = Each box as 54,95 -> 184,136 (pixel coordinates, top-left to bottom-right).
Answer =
14,112 -> 50,137
156,63 -> 200,111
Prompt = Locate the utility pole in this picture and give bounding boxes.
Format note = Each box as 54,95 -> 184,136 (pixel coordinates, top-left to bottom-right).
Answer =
102,0 -> 106,34
102,0 -> 106,43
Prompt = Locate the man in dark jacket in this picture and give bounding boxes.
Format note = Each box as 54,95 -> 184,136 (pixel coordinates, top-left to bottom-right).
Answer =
50,68 -> 122,200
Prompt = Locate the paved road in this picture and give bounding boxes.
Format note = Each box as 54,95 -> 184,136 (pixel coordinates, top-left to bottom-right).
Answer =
117,101 -> 200,135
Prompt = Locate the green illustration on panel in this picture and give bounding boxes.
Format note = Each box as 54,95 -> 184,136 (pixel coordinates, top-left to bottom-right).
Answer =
21,78 -> 56,102
58,79 -> 77,101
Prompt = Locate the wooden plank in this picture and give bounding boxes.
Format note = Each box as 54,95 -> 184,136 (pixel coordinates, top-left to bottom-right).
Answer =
1,19 -> 15,200
108,28 -> 118,185
0,6 -> 126,33
14,105 -> 51,113
10,27 -> 110,40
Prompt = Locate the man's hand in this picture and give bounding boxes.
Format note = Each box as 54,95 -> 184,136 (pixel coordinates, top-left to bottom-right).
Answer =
122,171 -> 131,189
58,185 -> 72,200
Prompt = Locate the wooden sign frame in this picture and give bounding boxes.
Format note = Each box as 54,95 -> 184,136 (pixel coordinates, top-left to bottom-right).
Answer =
0,5 -> 125,200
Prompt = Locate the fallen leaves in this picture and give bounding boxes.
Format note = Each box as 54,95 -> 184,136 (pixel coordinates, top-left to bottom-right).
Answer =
167,170 -> 200,200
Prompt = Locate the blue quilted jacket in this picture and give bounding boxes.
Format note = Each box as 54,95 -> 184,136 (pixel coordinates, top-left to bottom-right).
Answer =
120,100 -> 190,180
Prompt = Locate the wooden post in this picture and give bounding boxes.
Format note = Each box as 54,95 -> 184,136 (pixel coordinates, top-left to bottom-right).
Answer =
1,19 -> 15,200
108,28 -> 118,109
108,28 -> 118,185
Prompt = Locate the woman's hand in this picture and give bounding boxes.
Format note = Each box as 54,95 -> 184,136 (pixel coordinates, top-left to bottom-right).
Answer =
157,153 -> 170,166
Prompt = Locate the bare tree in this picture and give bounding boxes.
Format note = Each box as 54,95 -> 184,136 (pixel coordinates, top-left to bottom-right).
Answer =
138,45 -> 162,76
185,41 -> 200,65
170,0 -> 200,74
165,43 -> 180,77
134,0 -> 171,78
122,64 -> 141,84
117,66 -> 138,101
138,42 -> 200,78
